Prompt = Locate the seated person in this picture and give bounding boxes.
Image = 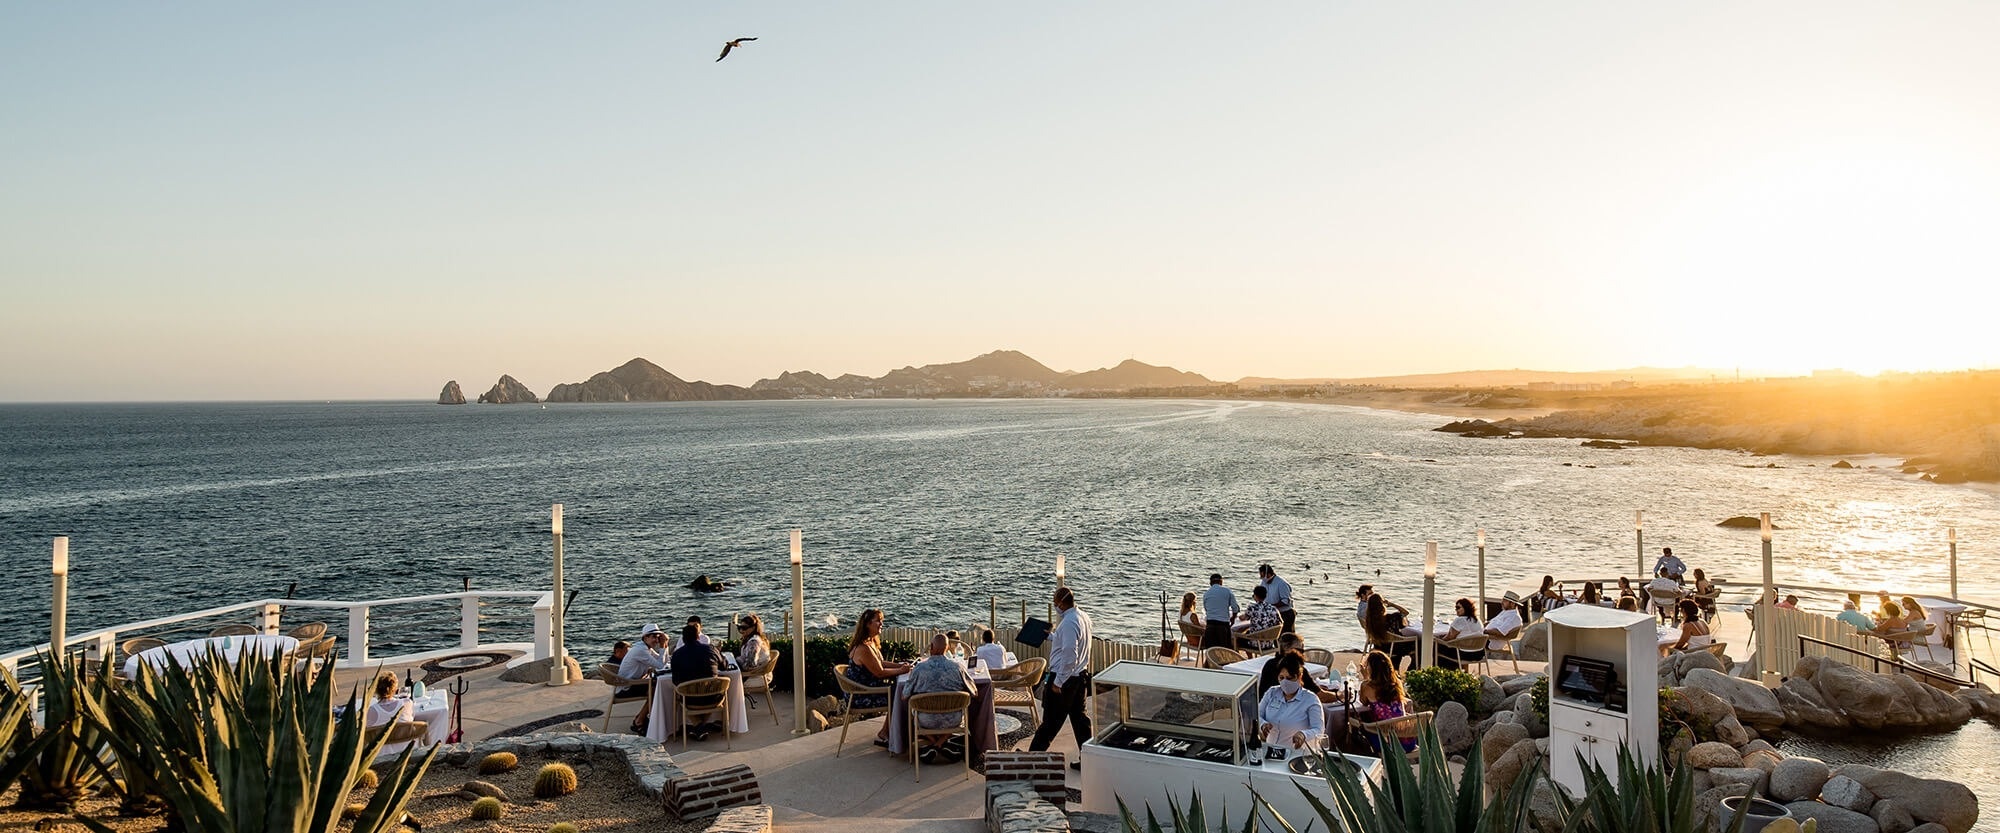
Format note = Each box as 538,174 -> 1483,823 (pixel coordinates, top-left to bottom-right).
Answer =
1257,654 -> 1325,756
672,615 -> 713,651
1179,592 -> 1202,628
974,628 -> 1009,671
1440,597 -> 1485,670
1669,600 -> 1714,653
1876,591 -> 1894,620
736,614 -> 771,671
609,640 -> 630,666
1875,601 -> 1910,635
1616,576 -> 1638,604
1654,547 -> 1687,582
617,624 -> 671,734
1485,592 -> 1525,652
1690,570 -> 1720,619
1835,599 -> 1877,632
1258,633 -> 1335,703
907,635 -> 976,759
366,672 -> 414,729
1361,594 -> 1416,666
1645,574 -> 1685,620
1532,575 -> 1565,614
844,608 -> 912,744
1616,596 -> 1640,612
1232,584 -> 1282,649
1777,594 -> 1800,610
1900,596 -> 1927,624
1576,582 -> 1604,607
1356,650 -> 1416,753
1354,584 -> 1375,625
670,623 -> 727,740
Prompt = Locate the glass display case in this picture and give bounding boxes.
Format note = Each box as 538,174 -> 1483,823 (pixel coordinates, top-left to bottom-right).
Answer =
1090,661 -> 1260,767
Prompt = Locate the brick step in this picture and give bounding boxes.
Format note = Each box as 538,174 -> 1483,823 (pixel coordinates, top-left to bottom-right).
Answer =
770,807 -> 985,833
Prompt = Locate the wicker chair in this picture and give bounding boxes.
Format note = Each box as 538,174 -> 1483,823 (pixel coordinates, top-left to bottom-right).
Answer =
1351,706 -> 1432,758
286,622 -> 328,642
1368,631 -> 1418,670
1203,646 -> 1246,669
1177,622 -> 1206,664
596,662 -> 654,732
1302,648 -> 1337,669
209,624 -> 258,638
121,636 -> 166,660
740,650 -> 782,727
832,663 -> 894,756
674,677 -> 732,751
907,691 -> 973,783
1444,634 -> 1492,676
1237,625 -> 1282,656
1880,624 -> 1939,662
989,656 -> 1046,727
1646,587 -> 1684,622
363,719 -> 431,748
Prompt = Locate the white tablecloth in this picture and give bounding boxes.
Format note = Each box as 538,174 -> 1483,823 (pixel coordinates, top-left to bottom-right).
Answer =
647,668 -> 749,740
1916,598 -> 1964,645
376,692 -> 452,758
1222,655 -> 1329,678
1657,627 -> 1682,649
123,634 -> 299,678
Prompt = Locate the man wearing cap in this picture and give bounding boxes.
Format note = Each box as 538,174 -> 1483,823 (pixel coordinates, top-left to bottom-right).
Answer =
617,624 -> 671,733
1485,592 -> 1525,652
1259,564 -> 1296,635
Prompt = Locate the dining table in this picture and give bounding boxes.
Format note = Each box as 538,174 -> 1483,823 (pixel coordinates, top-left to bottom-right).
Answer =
885,660 -> 1000,760
375,692 -> 453,758
122,634 -> 299,678
647,666 -> 750,741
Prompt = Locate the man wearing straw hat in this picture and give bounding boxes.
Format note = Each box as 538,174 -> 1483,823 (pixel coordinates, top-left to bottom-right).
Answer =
1485,592 -> 1525,651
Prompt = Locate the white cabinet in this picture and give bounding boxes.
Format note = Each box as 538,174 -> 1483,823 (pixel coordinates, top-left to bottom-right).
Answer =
1542,605 -> 1659,797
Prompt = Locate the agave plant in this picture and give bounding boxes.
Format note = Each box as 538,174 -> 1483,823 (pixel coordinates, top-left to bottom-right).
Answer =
1551,744 -> 1749,833
0,664 -> 45,788
1118,788 -> 1259,833
6,650 -> 116,810
81,649 -> 434,833
1263,728 -> 1539,833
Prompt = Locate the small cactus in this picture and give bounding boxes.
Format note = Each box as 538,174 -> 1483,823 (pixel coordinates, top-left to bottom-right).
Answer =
548,824 -> 580,833
477,751 -> 519,775
470,796 -> 505,820
355,768 -> 380,789
532,762 -> 578,799
342,802 -> 367,821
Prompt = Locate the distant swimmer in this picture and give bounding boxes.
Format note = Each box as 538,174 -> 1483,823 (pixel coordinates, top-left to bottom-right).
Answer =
716,37 -> 757,62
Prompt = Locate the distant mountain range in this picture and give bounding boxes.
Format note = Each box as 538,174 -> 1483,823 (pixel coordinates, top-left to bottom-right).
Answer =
457,350 -> 1219,404
1236,367 -> 1727,388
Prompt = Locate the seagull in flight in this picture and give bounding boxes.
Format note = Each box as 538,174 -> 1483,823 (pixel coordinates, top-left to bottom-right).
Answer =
717,37 -> 757,62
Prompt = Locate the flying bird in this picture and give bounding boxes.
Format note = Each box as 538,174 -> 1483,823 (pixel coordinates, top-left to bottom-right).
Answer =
717,37 -> 757,62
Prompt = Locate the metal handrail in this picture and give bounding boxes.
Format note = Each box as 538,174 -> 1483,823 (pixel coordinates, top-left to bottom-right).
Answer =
1796,634 -> 1972,688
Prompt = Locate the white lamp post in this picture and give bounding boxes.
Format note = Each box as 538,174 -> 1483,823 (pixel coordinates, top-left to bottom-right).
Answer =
51,537 -> 69,656
1635,510 -> 1645,579
1949,527 -> 1959,601
1422,542 -> 1438,670
791,529 -> 808,735
1758,512 -> 1778,687
548,504 -> 570,686
1055,553 -> 1066,588
1476,529 -> 1487,618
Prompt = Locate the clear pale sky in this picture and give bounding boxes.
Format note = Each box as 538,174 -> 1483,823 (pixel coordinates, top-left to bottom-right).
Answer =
5,3 -> 1999,400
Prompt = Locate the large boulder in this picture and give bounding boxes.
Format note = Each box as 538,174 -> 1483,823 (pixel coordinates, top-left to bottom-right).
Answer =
1708,767 -> 1769,795
437,380 -> 466,405
1669,685 -> 1738,741
1478,676 -> 1509,714
1502,672 -> 1544,697
1687,741 -> 1743,769
1515,621 -> 1551,662
1528,780 -> 1564,833
1819,775 -> 1877,813
1953,687 -> 2000,720
1435,701 -> 1473,756
1512,692 -> 1548,738
1776,677 -> 1850,730
1811,663 -> 1913,730
1481,723 -> 1530,771
1771,756 -> 1832,803
1834,765 -> 1979,833
1486,736 -> 1541,791
1683,668 -> 1786,731
1713,715 -> 1751,748
1786,801 -> 1884,833
1872,800 -> 1917,833
1695,784 -> 1754,831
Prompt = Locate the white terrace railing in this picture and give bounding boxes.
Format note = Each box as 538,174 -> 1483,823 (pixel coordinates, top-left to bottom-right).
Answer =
0,589 -> 556,693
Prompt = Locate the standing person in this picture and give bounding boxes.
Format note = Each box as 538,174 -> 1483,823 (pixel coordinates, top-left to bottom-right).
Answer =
1654,547 -> 1687,581
1257,654 -> 1324,756
1201,574 -> 1239,650
1259,565 -> 1296,635
1030,586 -> 1093,770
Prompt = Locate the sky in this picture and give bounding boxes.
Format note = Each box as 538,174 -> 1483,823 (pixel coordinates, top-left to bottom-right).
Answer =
4,3 -> 2000,400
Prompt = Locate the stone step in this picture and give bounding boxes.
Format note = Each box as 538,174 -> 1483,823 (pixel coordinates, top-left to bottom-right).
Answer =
771,807 -> 985,833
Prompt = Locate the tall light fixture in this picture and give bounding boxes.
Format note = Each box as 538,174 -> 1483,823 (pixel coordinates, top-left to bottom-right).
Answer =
790,529 -> 808,735
1475,529 -> 1487,619
548,504 -> 570,686
1635,510 -> 1646,578
1055,553 -> 1066,588
51,537 -> 69,655
1422,542 -> 1438,670
1949,527 -> 1959,600
1758,512 -> 1777,687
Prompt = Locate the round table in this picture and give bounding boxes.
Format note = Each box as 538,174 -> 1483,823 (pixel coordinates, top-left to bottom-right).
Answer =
122,634 -> 299,678
647,668 -> 750,740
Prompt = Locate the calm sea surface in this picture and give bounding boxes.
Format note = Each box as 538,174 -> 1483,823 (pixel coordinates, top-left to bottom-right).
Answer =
5,399 -> 1999,811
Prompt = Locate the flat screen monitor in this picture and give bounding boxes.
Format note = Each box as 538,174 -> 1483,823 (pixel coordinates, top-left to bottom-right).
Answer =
1555,655 -> 1616,705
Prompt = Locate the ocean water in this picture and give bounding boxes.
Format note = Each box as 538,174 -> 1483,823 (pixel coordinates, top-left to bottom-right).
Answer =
5,398 -> 1996,654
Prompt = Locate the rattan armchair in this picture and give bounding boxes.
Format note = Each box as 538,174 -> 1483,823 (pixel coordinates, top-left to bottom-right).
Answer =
907,691 -> 973,783
209,624 -> 258,638
740,650 -> 782,727
596,662 -> 654,732
988,656 -> 1046,727
832,663 -> 893,756
674,677 -> 732,751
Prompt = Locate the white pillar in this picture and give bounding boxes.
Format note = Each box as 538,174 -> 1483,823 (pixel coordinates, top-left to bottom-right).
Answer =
548,504 -> 570,686
460,593 -> 481,649
791,530 -> 808,736
1635,510 -> 1645,579
1421,542 -> 1438,670
50,537 -> 69,656
347,604 -> 371,667
1758,513 -> 1778,687
1476,529 -> 1487,617
259,602 -> 282,635
1949,528 -> 1959,600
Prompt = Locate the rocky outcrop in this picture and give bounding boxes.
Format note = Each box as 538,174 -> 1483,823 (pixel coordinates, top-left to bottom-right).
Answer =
1833,764 -> 1979,833
1682,668 -> 1785,730
478,374 -> 539,404
1515,620 -> 1551,662
1777,657 -> 1973,732
545,358 -> 766,403
438,380 -> 466,404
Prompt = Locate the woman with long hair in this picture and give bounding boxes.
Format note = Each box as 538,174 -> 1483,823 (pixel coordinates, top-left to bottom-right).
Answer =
1578,582 -> 1603,606
366,672 -> 413,728
1356,650 -> 1415,753
1361,594 -> 1415,667
843,608 -> 911,744
1178,592 -> 1200,627
1440,597 -> 1484,670
1670,599 -> 1713,653
736,614 -> 771,670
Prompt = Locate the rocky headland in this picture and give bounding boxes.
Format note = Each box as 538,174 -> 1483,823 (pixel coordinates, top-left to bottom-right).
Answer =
437,380 -> 465,405
477,375 -> 539,404
1434,372 -> 2000,483
545,358 -> 765,403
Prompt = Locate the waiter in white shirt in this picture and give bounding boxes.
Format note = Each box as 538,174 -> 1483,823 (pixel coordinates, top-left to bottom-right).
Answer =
1029,586 -> 1093,770
1259,564 -> 1296,634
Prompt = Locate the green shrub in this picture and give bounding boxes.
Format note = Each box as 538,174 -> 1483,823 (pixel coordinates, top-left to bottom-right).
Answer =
1403,666 -> 1482,714
533,762 -> 578,798
1551,738 -> 1750,833
471,795 -> 505,820
1530,674 -> 1549,721
477,751 -> 518,775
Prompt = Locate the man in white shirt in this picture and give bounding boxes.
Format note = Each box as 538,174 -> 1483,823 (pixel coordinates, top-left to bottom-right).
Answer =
672,615 -> 714,651
1485,593 -> 1525,652
974,629 -> 1009,671
616,624 -> 670,732
1258,564 -> 1296,634
1029,586 -> 1093,769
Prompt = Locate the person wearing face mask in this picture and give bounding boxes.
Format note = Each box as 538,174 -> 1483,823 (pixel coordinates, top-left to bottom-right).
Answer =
1256,653 -> 1324,757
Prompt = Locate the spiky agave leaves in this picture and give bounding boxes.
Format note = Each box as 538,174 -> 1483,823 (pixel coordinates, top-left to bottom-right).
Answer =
78,649 -> 435,833
10,650 -> 117,810
1548,744 -> 1750,833
1253,727 -> 1537,833
1117,788 -> 1260,833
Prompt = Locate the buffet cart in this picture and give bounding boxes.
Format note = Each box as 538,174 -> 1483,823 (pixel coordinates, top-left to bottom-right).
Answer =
1079,661 -> 1382,832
